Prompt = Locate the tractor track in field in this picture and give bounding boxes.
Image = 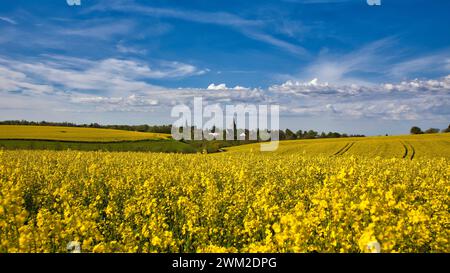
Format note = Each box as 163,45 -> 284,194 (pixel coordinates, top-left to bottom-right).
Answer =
409,143 -> 415,160
333,143 -> 349,156
340,142 -> 355,155
333,142 -> 355,156
401,142 -> 409,158
401,141 -> 415,160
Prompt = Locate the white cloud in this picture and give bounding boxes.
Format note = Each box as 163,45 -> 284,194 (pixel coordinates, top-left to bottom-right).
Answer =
0,66 -> 55,95
116,43 -> 147,55
207,83 -> 228,90
1,53 -> 449,121
70,94 -> 159,110
0,55 -> 207,98
207,83 -> 251,91
269,76 -> 450,120
0,55 -> 264,112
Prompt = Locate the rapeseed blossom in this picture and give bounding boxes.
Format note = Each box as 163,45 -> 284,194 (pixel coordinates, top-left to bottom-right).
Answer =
0,150 -> 448,253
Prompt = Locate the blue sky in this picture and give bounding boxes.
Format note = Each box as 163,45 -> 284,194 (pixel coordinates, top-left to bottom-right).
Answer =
0,0 -> 449,135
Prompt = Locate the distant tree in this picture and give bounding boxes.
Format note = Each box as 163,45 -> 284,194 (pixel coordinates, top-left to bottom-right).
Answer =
327,132 -> 341,138
304,130 -> 318,139
424,128 -> 440,134
443,124 -> 450,133
295,130 -> 303,139
135,124 -> 149,132
278,130 -> 286,140
285,129 -> 296,140
410,126 -> 423,135
89,123 -> 101,128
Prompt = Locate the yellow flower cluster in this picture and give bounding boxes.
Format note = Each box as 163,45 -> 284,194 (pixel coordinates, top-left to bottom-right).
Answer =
0,150 -> 448,253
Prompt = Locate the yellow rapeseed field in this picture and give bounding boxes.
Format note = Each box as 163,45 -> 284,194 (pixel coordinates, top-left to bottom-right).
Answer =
225,134 -> 450,159
0,125 -> 170,142
0,149 -> 448,253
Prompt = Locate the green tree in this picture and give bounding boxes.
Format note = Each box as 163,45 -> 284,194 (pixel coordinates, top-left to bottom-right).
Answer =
424,128 -> 440,134
443,124 -> 450,133
304,130 -> 318,139
278,130 -> 286,140
285,129 -> 297,140
410,126 -> 423,135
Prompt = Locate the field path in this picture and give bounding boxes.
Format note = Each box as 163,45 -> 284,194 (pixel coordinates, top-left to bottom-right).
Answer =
409,142 -> 416,160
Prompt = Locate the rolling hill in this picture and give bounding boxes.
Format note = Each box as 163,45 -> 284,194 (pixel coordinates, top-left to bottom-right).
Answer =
0,125 -> 170,142
224,133 -> 450,159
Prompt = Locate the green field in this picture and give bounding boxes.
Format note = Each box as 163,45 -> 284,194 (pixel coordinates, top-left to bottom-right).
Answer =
0,125 -> 200,153
0,139 -> 199,153
0,125 -> 260,153
0,125 -> 170,142
224,133 -> 450,159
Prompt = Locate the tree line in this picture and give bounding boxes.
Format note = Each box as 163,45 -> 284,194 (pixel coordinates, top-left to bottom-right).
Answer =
410,124 -> 450,134
1,120 -> 364,140
175,121 -> 364,141
0,120 -> 172,134
281,129 -> 365,140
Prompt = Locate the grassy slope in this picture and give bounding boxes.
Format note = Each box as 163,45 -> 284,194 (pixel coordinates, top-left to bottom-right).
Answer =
224,133 -> 450,159
0,125 -> 257,153
0,125 -> 170,142
0,139 -> 197,153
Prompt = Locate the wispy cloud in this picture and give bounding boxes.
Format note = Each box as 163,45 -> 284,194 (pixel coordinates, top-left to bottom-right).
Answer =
0,55 -> 208,98
242,30 -> 310,56
88,1 -> 263,28
389,52 -> 450,79
0,66 -> 55,95
60,19 -> 136,40
0,16 -> 17,25
116,42 -> 147,55
281,38 -> 450,84
298,38 -> 397,84
88,1 -> 310,57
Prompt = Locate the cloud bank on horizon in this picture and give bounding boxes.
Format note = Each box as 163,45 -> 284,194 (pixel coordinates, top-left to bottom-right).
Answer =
0,0 -> 449,134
